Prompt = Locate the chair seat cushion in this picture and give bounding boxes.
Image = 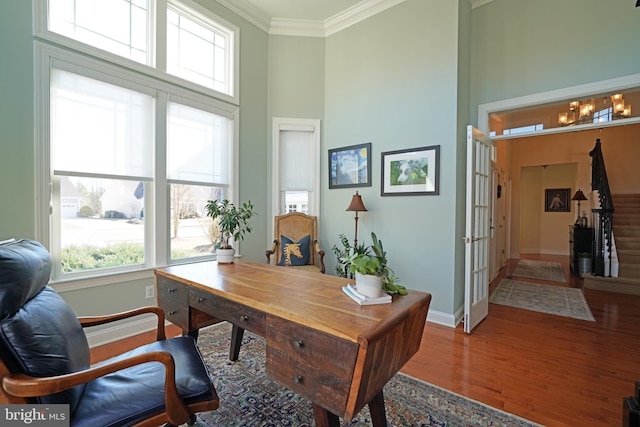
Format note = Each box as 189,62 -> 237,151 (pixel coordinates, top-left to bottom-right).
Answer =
72,336 -> 215,427
277,235 -> 311,266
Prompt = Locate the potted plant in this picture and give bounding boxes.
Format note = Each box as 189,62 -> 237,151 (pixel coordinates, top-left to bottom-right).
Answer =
332,233 -> 370,278
205,199 -> 256,263
347,232 -> 407,297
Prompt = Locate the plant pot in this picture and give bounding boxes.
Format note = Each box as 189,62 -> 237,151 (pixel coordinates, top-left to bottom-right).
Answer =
216,248 -> 235,264
355,272 -> 383,298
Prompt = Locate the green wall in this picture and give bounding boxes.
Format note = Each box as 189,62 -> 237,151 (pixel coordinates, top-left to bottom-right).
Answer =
0,2 -> 36,240
322,0 -> 464,316
469,0 -> 640,122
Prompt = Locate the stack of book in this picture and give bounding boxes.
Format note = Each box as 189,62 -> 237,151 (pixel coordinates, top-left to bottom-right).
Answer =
342,283 -> 392,305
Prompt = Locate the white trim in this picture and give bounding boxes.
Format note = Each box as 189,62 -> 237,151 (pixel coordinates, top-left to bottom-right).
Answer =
218,0 -> 408,37
84,315 -> 160,348
215,0 -> 271,33
271,117 -> 321,220
478,73 -> 640,135
33,0 -> 239,105
470,0 -> 494,9
426,307 -> 463,328
324,0 -> 406,37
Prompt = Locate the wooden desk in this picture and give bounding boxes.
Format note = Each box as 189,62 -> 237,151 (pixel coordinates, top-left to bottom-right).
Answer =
155,260 -> 431,427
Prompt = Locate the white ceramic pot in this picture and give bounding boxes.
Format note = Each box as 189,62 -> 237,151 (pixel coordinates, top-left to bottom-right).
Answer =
355,272 -> 383,298
216,248 -> 235,264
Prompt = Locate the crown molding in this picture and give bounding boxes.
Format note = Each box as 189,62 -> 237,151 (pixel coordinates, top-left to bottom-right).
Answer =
215,0 -> 271,33
217,0 -> 493,38
470,0 -> 494,9
270,18 -> 326,37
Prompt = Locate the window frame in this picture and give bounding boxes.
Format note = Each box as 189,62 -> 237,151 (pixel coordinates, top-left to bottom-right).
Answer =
34,41 -> 239,288
33,0 -> 240,106
271,117 -> 321,221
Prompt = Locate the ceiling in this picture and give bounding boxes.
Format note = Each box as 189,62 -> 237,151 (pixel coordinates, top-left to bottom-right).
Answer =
216,0 -> 493,36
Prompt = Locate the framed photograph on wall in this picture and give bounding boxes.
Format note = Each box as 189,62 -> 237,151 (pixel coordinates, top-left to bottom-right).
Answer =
329,143 -> 371,189
545,188 -> 570,212
381,145 -> 440,196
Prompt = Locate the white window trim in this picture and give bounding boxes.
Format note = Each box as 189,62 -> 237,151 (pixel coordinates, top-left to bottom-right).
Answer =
271,117 -> 321,225
478,73 -> 640,140
34,41 -> 239,288
32,0 -> 240,105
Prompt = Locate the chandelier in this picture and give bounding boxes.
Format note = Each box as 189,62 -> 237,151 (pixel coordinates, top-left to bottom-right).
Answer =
558,93 -> 632,127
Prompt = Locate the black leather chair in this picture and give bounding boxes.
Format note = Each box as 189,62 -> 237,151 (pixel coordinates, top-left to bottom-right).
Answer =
0,239 -> 219,426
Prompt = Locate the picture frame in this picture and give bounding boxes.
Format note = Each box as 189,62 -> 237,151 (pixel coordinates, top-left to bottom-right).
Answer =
545,188 -> 571,212
381,145 -> 440,196
329,143 -> 372,189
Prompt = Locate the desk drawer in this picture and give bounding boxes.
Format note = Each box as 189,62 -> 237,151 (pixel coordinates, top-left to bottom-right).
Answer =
156,276 -> 189,330
267,347 -> 351,416
189,287 -> 266,336
266,316 -> 358,381
266,316 -> 358,416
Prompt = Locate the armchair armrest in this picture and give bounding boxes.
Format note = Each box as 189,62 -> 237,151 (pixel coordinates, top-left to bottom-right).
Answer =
265,240 -> 278,264
2,351 -> 190,425
314,240 -> 326,273
79,306 -> 166,340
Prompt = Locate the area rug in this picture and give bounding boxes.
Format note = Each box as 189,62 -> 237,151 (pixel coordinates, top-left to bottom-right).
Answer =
512,259 -> 566,283
490,279 -> 595,322
186,323 -> 541,427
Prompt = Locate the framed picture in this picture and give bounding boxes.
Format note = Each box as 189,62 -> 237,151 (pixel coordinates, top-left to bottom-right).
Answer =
381,145 -> 440,196
545,188 -> 571,212
329,143 -> 371,189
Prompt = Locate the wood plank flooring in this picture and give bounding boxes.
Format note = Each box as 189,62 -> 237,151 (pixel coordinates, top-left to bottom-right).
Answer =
91,254 -> 640,427
402,254 -> 640,427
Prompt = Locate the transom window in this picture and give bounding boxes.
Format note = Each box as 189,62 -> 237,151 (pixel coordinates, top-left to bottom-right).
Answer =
37,0 -> 237,100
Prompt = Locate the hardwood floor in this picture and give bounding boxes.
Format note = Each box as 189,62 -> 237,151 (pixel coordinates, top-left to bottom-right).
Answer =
91,254 -> 640,426
402,254 -> 640,427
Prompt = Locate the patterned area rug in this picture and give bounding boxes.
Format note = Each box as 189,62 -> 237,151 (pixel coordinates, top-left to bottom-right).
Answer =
512,259 -> 566,283
185,323 -> 540,427
490,279 -> 595,322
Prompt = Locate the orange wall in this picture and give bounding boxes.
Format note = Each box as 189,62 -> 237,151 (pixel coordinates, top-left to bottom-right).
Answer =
500,123 -> 640,258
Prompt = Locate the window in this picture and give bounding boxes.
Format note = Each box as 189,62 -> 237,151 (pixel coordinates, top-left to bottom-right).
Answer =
272,118 -> 320,218
37,0 -> 238,102
48,0 -> 151,65
35,0 -> 238,283
167,3 -> 233,94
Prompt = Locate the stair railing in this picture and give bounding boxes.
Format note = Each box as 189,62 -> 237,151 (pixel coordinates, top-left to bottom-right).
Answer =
589,138 -> 614,276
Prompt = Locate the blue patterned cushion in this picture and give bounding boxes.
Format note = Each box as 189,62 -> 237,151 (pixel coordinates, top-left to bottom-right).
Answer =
277,235 -> 311,266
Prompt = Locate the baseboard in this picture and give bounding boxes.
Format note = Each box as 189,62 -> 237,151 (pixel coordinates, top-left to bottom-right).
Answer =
426,307 -> 462,328
584,275 -> 640,296
85,315 -> 160,348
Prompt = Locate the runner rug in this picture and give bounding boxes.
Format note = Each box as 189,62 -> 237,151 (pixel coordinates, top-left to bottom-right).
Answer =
490,279 -> 595,322
186,322 -> 540,427
512,259 -> 566,283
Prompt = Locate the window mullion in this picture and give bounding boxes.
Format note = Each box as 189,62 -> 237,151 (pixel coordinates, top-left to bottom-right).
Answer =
154,92 -> 169,266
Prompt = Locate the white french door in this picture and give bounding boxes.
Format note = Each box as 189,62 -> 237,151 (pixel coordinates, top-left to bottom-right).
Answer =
464,126 -> 494,333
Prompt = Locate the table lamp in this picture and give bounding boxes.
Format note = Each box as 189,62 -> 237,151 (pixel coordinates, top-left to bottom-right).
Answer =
346,191 -> 367,247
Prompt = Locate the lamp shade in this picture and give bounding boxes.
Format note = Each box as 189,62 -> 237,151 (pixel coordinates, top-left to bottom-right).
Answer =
571,189 -> 587,201
346,191 -> 367,212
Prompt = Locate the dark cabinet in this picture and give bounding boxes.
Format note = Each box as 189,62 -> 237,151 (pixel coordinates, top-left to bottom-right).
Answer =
569,226 -> 593,275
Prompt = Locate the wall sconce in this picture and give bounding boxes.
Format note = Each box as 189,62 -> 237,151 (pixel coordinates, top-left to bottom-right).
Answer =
346,191 -> 367,247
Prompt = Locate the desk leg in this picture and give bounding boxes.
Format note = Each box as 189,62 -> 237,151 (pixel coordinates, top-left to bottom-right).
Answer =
230,324 -> 244,361
311,404 -> 340,427
368,390 -> 388,427
185,329 -> 199,341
